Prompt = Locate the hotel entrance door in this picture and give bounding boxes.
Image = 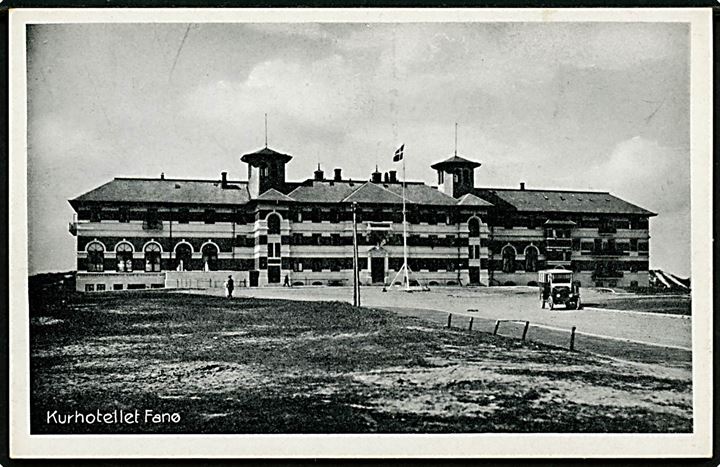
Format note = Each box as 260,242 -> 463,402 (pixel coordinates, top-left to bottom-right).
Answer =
267,266 -> 281,284
469,267 -> 480,284
371,257 -> 385,284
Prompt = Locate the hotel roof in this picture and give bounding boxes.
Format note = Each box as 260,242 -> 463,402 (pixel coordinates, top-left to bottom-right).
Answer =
472,188 -> 656,216
289,180 -> 461,206
456,193 -> 494,207
430,154 -> 482,170
70,178 -> 251,206
240,146 -> 293,164
69,177 -> 654,216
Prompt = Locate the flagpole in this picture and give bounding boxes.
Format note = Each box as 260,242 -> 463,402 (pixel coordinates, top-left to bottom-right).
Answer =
402,147 -> 409,291
352,201 -> 360,306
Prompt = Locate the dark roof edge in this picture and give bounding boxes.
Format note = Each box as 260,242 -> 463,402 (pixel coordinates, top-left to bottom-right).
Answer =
113,177 -> 248,184
69,199 -> 247,207
495,207 -> 657,217
476,186 -> 610,195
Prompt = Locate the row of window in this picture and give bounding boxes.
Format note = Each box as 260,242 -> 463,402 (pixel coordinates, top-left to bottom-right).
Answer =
85,241 -> 219,272
491,259 -> 648,275
82,208 -> 486,228
500,217 -> 649,230
282,233 -> 480,247
578,239 -> 649,254
498,246 -> 539,273
287,258 -> 474,273
437,168 -> 473,185
82,205 -> 650,232
84,283 -> 164,292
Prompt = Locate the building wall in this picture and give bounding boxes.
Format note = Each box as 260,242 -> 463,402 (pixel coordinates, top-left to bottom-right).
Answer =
71,202 -> 650,290
72,205 -> 491,290
76,272 -> 166,292
487,220 -> 651,288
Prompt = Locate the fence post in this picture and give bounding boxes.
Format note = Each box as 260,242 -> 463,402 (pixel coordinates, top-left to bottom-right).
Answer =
522,321 -> 530,341
570,326 -> 577,351
447,313 -> 452,328
468,317 -> 474,331
493,320 -> 500,335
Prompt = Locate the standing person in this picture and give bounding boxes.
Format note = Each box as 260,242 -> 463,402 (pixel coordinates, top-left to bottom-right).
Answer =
542,281 -> 550,309
225,275 -> 234,298
283,274 -> 290,287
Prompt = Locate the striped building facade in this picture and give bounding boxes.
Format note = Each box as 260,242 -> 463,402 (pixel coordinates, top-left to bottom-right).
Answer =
69,146 -> 654,292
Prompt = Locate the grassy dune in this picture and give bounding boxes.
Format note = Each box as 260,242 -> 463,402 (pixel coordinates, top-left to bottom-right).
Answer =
30,291 -> 691,434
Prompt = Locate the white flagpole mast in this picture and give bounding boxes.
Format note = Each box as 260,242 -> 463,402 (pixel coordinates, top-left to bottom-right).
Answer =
402,147 -> 409,291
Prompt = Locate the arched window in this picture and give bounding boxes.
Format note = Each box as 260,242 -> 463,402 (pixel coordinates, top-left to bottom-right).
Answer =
468,217 -> 481,237
502,245 -> 516,273
175,243 -> 192,271
144,243 -> 162,272
86,242 -> 104,272
116,242 -> 134,272
525,246 -> 539,272
267,213 -> 281,235
202,243 -> 219,271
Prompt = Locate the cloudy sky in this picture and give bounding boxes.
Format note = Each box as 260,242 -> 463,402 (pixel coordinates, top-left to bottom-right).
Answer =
27,21 -> 690,276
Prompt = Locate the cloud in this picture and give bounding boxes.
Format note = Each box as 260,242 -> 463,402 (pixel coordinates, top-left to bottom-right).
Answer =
594,136 -> 690,276
184,54 -> 366,130
595,136 -> 689,213
25,22 -> 691,276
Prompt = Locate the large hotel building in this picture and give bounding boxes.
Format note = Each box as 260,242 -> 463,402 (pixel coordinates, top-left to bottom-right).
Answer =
69,145 -> 654,292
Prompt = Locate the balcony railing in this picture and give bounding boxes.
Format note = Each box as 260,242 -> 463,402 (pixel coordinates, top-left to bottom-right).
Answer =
585,248 -> 629,257
592,271 -> 624,279
142,221 -> 163,231
545,238 -> 573,248
545,251 -> 572,261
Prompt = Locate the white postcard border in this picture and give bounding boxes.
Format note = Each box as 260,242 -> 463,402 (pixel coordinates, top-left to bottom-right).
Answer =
8,7 -> 713,459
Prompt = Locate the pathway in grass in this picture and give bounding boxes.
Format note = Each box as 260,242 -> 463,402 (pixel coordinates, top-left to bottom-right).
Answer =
30,291 -> 691,434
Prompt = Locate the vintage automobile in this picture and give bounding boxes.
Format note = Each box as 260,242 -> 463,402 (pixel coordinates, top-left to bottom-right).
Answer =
538,269 -> 582,310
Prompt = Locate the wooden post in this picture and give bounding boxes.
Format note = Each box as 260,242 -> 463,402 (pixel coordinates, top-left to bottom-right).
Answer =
447,313 -> 452,328
468,317 -> 474,331
522,321 -> 530,341
352,202 -> 360,307
570,326 -> 577,351
493,320 -> 500,335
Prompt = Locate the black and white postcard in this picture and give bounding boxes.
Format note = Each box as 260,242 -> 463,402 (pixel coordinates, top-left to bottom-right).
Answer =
8,7 -> 713,459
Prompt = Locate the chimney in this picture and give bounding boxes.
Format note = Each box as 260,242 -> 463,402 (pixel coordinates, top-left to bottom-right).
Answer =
388,170 -> 397,183
371,170 -> 382,183
334,168 -> 342,181
160,172 -> 165,180
221,172 -> 228,188
314,164 -> 324,181
383,172 -> 389,183
520,182 -> 525,191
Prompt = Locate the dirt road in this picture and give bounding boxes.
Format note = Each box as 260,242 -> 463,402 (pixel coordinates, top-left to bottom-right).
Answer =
204,286 -> 692,350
